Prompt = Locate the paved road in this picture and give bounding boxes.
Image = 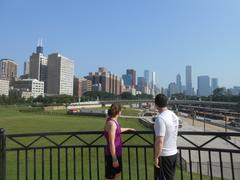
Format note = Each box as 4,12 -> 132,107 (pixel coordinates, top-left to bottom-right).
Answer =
178,115 -> 240,180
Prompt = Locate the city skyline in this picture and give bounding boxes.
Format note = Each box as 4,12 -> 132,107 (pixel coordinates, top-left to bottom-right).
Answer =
1,0 -> 240,88
0,49 -> 232,91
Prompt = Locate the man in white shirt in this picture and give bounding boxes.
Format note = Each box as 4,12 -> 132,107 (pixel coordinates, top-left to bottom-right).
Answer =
154,94 -> 179,180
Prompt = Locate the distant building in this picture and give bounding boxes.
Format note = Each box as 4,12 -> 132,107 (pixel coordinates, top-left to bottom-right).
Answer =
0,80 -> 9,96
211,78 -> 219,93
29,52 -> 48,92
0,59 -> 17,85
126,69 -> 136,88
168,82 -> 177,97
24,60 -> 30,75
185,65 -> 193,96
162,88 -> 168,97
122,86 -> 137,96
29,53 -> 47,80
74,77 -> 92,97
230,86 -> 240,96
151,72 -> 156,88
92,83 -> 102,92
122,74 -> 132,87
176,74 -> 182,93
85,67 -> 122,95
14,79 -> 44,98
137,77 -> 145,92
47,53 -> 74,96
151,72 -> 156,96
143,85 -> 151,95
36,39 -> 44,54
181,85 -> 186,94
144,70 -> 150,84
197,76 -> 211,97
19,74 -> 29,80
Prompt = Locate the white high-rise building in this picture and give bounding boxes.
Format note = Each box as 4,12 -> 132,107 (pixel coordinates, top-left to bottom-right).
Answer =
47,53 -> 74,96
0,80 -> 9,96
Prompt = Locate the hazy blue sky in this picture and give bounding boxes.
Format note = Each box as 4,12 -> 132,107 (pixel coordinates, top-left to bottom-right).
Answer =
0,0 -> 240,88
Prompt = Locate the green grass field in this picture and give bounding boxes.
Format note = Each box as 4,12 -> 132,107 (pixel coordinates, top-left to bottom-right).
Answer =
0,106 -> 222,180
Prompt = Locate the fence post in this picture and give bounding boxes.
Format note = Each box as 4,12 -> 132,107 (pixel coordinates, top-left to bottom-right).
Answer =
153,132 -> 156,180
0,128 -> 6,180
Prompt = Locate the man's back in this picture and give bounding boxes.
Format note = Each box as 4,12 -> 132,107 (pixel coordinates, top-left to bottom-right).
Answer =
154,110 -> 179,156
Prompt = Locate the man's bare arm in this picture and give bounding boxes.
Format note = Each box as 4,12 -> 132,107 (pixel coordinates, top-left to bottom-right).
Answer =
154,136 -> 164,168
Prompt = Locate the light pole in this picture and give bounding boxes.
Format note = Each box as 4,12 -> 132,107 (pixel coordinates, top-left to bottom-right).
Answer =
203,112 -> 206,132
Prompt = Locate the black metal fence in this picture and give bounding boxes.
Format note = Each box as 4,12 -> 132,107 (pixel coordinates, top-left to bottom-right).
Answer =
0,129 -> 240,180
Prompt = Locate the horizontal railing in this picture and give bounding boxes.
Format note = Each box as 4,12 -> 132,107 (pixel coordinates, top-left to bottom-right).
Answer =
0,130 -> 240,180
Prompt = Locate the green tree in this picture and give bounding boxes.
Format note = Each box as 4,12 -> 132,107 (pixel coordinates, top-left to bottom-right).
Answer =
120,92 -> 136,100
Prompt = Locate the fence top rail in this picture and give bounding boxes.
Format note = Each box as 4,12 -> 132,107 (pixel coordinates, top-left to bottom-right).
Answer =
5,130 -> 154,138
179,131 -> 240,136
4,130 -> 240,138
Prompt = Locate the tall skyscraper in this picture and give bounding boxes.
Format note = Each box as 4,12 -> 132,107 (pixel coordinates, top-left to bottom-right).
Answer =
24,60 -> 30,75
185,65 -> 193,96
137,77 -> 145,92
144,70 -> 150,84
151,71 -> 156,95
29,43 -> 48,92
0,59 -> 17,85
122,74 -> 132,87
211,78 -> 219,93
126,69 -> 136,88
152,72 -> 156,88
197,75 -> 211,97
36,39 -> 44,54
176,73 -> 182,93
47,53 -> 74,96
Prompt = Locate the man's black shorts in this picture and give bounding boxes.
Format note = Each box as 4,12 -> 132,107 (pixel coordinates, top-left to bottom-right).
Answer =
155,153 -> 178,180
105,155 -> 122,179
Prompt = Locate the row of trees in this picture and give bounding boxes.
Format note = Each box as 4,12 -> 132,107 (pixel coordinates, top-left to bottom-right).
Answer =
172,88 -> 240,102
0,91 -> 154,105
75,91 -> 153,102
1,88 -> 239,106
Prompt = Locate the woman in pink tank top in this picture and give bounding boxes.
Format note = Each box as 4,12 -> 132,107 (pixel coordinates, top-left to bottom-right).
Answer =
104,103 -> 135,180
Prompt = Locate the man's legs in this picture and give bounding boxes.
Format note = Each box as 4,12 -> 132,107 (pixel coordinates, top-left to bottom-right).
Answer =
154,157 -> 165,180
161,154 -> 177,180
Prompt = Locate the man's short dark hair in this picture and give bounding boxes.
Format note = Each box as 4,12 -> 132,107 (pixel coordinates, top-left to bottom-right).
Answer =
155,94 -> 168,108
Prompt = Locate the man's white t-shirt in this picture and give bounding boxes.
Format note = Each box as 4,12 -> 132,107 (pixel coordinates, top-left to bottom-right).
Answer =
154,110 -> 179,156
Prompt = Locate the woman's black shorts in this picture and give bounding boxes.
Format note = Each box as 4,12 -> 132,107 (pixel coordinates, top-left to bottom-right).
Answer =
105,155 -> 122,179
